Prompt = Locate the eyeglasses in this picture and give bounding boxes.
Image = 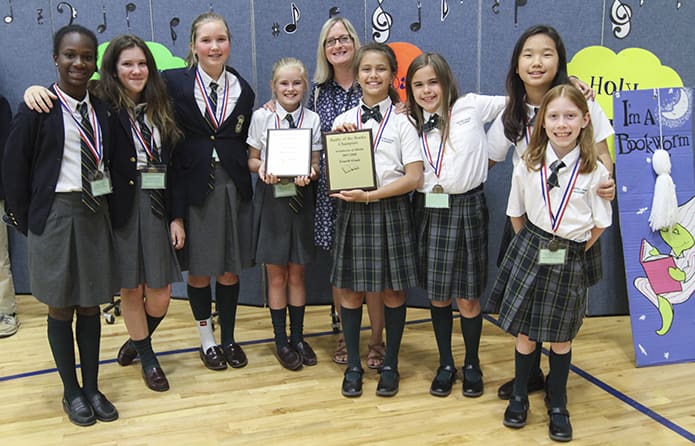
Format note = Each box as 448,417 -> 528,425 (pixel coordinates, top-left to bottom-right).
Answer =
324,35 -> 352,48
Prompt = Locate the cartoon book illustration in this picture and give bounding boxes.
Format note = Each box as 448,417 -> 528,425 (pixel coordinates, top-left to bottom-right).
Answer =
639,239 -> 683,294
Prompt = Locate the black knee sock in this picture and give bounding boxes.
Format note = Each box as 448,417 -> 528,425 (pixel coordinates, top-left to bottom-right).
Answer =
187,285 -> 212,320
512,349 -> 536,399
460,313 -> 482,367
531,342 -> 543,377
133,337 -> 159,370
75,313 -> 101,396
340,306 -> 362,369
47,316 -> 81,400
146,313 -> 165,337
430,304 -> 454,367
288,304 -> 305,345
270,307 -> 288,349
215,282 -> 240,346
383,304 -> 406,370
548,349 -> 572,408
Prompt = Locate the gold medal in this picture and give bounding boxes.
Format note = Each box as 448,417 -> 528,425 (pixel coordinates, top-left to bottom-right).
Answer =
548,238 -> 559,252
432,184 -> 444,194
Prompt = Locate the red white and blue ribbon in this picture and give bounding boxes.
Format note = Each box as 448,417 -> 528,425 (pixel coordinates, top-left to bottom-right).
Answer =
54,84 -> 103,164
195,68 -> 229,129
540,159 -> 581,233
355,103 -> 392,152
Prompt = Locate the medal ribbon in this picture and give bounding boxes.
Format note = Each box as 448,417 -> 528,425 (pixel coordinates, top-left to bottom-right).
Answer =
540,159 -> 581,233
421,131 -> 444,179
355,104 -> 392,152
195,68 -> 229,129
128,114 -> 158,162
54,84 -> 103,164
274,107 -> 305,129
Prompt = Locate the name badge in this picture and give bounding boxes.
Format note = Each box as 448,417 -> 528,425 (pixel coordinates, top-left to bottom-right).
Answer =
425,192 -> 449,209
273,181 -> 297,198
538,248 -> 566,265
90,171 -> 112,197
141,164 -> 167,190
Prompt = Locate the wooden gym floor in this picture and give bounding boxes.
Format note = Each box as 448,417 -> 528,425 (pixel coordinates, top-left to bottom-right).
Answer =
1,295 -> 693,445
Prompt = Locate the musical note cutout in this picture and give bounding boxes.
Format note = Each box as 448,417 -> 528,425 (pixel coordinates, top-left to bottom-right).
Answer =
56,2 -> 77,26
3,0 -> 13,24
514,0 -> 527,26
410,1 -> 422,32
284,2 -> 300,34
37,8 -> 44,25
96,4 -> 107,33
170,16 -> 180,44
272,22 -> 280,37
492,0 -> 501,14
610,0 -> 632,39
371,0 -> 393,43
329,6 -> 340,18
441,0 -> 449,22
125,3 -> 136,30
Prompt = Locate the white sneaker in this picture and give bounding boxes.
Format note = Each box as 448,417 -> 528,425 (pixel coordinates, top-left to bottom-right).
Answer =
0,314 -> 19,338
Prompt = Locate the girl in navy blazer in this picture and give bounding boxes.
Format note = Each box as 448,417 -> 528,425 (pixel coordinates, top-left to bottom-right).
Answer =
3,25 -> 118,427
162,12 -> 255,371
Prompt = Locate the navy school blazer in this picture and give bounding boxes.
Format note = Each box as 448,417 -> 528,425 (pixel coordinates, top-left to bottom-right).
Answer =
0,96 -> 11,200
161,66 -> 255,220
2,86 -> 112,236
107,107 -> 174,229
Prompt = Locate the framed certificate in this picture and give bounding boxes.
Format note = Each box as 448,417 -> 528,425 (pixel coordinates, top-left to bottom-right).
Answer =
323,129 -> 377,193
265,128 -> 312,177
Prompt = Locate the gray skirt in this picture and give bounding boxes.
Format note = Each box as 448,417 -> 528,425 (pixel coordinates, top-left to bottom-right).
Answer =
331,194 -> 418,292
182,165 -> 253,276
485,221 -> 587,342
252,179 -> 315,265
413,186 -> 488,301
113,176 -> 182,289
28,193 -> 119,307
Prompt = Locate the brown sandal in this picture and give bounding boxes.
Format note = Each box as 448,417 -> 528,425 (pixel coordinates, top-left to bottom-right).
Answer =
367,342 -> 385,369
332,335 -> 348,364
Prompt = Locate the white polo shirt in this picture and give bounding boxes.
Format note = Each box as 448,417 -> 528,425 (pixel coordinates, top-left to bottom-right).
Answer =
418,94 -> 505,194
332,97 -> 422,188
507,144 -> 612,242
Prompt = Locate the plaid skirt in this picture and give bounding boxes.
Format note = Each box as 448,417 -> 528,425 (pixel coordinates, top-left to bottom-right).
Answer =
181,165 -> 254,276
413,186 -> 488,301
113,176 -> 182,289
252,179 -> 316,265
485,221 -> 588,342
331,194 -> 418,292
28,193 -> 119,307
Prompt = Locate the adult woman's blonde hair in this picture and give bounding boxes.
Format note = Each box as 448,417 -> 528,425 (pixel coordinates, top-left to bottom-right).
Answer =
313,17 -> 361,85
524,84 -> 597,174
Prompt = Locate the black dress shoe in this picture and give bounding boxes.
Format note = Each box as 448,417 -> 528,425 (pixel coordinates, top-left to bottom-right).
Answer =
117,339 -> 138,366
199,345 -> 227,370
86,391 -> 119,422
142,366 -> 170,392
292,340 -> 317,366
497,369 -> 545,400
548,407 -> 573,442
276,345 -> 303,370
341,366 -> 364,397
503,395 -> 529,428
62,394 -> 96,427
221,343 -> 248,368
462,364 -> 484,398
376,366 -> 400,397
430,364 -> 457,397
